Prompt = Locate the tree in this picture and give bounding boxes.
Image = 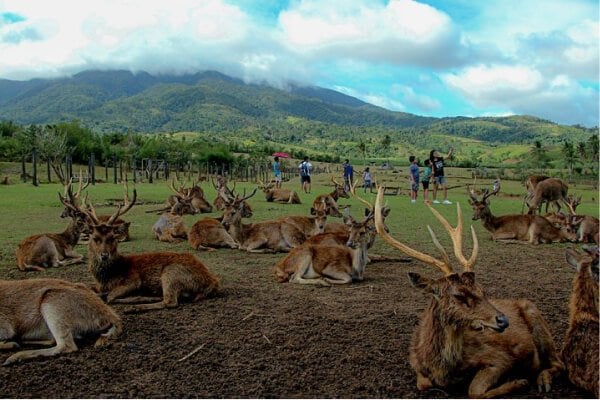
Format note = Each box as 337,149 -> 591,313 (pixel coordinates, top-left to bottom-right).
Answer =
357,140 -> 367,167
380,134 -> 391,163
530,140 -> 550,173
562,141 -> 577,181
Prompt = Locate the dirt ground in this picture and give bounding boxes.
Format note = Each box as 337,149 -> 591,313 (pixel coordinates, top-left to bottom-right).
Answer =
0,235 -> 594,398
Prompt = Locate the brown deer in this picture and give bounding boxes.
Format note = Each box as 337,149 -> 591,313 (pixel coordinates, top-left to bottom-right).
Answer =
0,278 -> 121,365
311,177 -> 349,217
258,180 -> 301,204
521,175 -> 549,213
220,189 -> 306,253
66,185 -> 220,313
277,201 -> 328,239
188,217 -> 239,251
561,195 -> 599,244
152,196 -> 195,242
526,177 -> 569,214
273,211 -> 373,285
562,245 -> 599,397
168,178 -> 212,214
16,191 -> 87,271
211,177 -> 254,217
469,182 -> 576,244
374,187 -> 563,398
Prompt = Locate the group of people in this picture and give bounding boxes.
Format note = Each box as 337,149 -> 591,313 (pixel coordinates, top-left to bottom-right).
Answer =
273,148 -> 453,202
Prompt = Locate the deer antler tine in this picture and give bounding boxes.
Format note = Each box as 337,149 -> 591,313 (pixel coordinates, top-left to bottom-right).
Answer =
349,178 -> 373,211
374,187 -> 454,275
427,225 -> 451,266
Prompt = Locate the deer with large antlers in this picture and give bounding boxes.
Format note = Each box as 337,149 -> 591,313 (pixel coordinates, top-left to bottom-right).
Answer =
311,177 -> 349,217
562,245 -> 599,397
560,195 -> 600,244
258,180 -> 301,204
0,278 -> 121,366
374,187 -> 563,398
66,185 -> 220,312
220,189 -> 306,253
469,181 -> 576,244
16,190 -> 87,271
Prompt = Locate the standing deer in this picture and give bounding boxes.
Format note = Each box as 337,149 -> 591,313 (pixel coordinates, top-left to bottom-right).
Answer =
0,278 -> 121,365
16,191 -> 87,271
526,178 -> 569,215
273,211 -> 373,285
374,187 -> 563,398
562,245 -> 599,397
66,185 -> 220,313
469,182 -> 576,244
521,175 -> 549,213
311,177 -> 350,217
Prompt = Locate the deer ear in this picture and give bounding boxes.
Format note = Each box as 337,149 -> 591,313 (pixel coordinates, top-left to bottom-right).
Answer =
382,207 -> 391,217
565,249 -> 583,271
114,222 -> 130,236
310,207 -> 316,215
407,272 -> 439,297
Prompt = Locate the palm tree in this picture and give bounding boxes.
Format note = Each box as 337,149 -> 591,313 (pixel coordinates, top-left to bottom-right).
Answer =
562,141 -> 577,181
358,140 -> 367,168
530,140 -> 550,174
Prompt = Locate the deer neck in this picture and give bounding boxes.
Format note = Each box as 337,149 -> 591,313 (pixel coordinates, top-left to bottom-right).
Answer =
59,218 -> 82,246
569,271 -> 599,326
416,300 -> 466,382
480,207 -> 501,231
350,239 -> 369,280
226,217 -> 246,244
87,251 -> 126,287
330,190 -> 339,201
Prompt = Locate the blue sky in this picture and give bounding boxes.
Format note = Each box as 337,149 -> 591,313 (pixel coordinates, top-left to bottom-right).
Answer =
0,0 -> 598,127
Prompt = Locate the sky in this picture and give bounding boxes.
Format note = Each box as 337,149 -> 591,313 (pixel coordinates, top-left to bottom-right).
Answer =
0,0 -> 598,127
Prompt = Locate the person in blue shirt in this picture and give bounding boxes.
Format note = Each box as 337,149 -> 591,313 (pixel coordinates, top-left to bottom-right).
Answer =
343,159 -> 354,191
273,156 -> 282,189
409,155 -> 419,203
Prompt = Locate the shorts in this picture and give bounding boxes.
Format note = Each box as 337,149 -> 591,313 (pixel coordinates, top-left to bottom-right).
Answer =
421,181 -> 430,190
434,176 -> 446,185
301,175 -> 311,184
274,174 -> 281,183
411,182 -> 419,192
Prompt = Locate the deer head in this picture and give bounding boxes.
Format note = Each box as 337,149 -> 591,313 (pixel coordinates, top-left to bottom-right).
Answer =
374,186 -> 509,333
331,177 -> 350,199
468,179 -> 500,221
221,188 -> 257,229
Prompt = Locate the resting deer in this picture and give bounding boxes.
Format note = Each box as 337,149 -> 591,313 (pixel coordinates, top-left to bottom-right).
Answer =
562,246 -> 600,398
562,245 -> 599,397
273,211 -> 373,285
311,177 -> 349,217
561,196 -> 599,244
526,178 -> 569,215
221,189 -> 305,253
16,191 -> 86,271
152,200 -> 191,243
374,187 -> 563,398
277,201 -> 328,239
0,278 -> 121,365
188,217 -> 239,251
168,178 -> 212,214
66,185 -> 220,313
469,182 -> 576,244
258,180 -> 301,204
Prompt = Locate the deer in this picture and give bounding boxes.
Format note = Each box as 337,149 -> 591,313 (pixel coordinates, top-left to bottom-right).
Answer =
468,181 -> 577,244
152,198 -> 192,243
311,177 -> 350,217
16,190 -> 87,271
0,278 -> 122,366
560,195 -> 599,244
65,184 -> 221,313
168,178 -> 212,214
277,200 -> 329,239
561,245 -> 599,397
258,180 -> 301,204
273,210 -> 374,285
521,175 -> 549,213
211,176 -> 253,217
188,217 -> 239,251
526,177 -> 569,215
220,189 -> 306,253
373,186 -> 563,398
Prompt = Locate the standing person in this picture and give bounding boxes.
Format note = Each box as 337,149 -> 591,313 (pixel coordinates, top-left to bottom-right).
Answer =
362,167 -> 373,193
430,148 -> 453,204
343,159 -> 354,191
409,155 -> 419,204
273,156 -> 282,189
421,159 -> 433,203
298,156 -> 312,194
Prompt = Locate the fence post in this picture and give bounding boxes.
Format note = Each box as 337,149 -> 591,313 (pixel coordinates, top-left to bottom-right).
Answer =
113,155 -> 117,184
132,157 -> 136,184
32,149 -> 38,186
21,155 -> 27,182
47,158 -> 51,183
90,153 -> 96,185
148,159 -> 153,184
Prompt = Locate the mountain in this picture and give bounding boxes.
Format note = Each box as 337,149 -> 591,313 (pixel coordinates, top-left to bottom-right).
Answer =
0,70 -> 592,146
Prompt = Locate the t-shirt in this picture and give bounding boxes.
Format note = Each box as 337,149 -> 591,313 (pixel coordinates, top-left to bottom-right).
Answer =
299,161 -> 312,177
432,157 -> 445,177
343,164 -> 354,179
409,163 -> 419,182
273,161 -> 281,176
422,166 -> 432,182
363,171 -> 372,181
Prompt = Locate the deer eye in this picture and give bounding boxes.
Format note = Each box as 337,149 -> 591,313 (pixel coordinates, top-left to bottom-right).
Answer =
453,294 -> 468,305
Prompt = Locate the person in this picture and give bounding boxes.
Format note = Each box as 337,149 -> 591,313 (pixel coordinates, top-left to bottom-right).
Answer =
298,156 -> 312,194
273,156 -> 282,189
409,155 -> 419,203
421,159 -> 433,203
430,148 -> 453,204
362,167 -> 373,193
343,159 -> 354,191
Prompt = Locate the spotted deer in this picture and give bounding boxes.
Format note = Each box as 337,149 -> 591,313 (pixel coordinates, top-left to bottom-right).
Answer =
374,187 -> 563,398
562,245 -> 599,397
469,181 -> 576,244
66,185 -> 220,313
16,190 -> 86,271
0,278 -> 121,365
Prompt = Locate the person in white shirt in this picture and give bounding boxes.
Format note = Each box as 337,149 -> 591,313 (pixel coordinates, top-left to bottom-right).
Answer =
298,157 -> 312,194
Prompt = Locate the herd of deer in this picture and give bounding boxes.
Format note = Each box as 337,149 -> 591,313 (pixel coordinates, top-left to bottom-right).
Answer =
1,172 -> 598,398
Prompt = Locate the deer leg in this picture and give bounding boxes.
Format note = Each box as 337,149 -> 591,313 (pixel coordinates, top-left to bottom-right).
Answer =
194,244 -> 217,251
468,367 -> 528,398
0,342 -> 19,350
110,296 -> 163,304
3,303 -> 78,366
21,264 -> 46,272
105,281 -> 142,303
124,270 -> 182,313
321,266 -> 352,284
290,261 -> 331,287
94,323 -> 122,348
415,372 -> 433,391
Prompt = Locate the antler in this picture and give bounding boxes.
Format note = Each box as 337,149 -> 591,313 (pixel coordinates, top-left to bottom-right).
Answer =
107,179 -> 137,225
482,178 -> 501,202
349,179 -> 373,211
562,195 -> 581,215
235,187 -> 257,205
331,176 -> 342,187
74,168 -> 90,199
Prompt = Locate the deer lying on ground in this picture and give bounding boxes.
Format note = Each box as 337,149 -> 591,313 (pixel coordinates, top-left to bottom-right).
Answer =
374,187 -> 563,398
16,191 -> 87,271
220,189 -> 306,253
561,195 -> 600,244
65,185 -> 220,313
258,180 -> 301,204
526,177 -> 569,215
0,278 -> 121,365
273,211 -> 373,285
562,245 -> 599,397
152,198 -> 193,243
188,217 -> 239,251
277,200 -> 328,239
469,182 -> 576,244
311,177 -> 349,217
